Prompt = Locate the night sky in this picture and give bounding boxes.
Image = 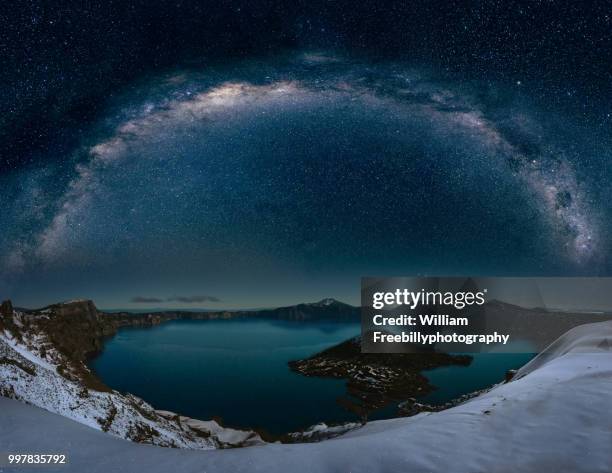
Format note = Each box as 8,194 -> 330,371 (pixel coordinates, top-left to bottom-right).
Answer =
2,1 -> 611,309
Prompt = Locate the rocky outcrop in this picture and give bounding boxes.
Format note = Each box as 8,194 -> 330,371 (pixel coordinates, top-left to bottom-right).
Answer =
156,410 -> 263,448
0,299 -> 21,341
289,336 -> 471,415
1,300 -> 13,318
286,421 -> 361,443
52,300 -> 98,320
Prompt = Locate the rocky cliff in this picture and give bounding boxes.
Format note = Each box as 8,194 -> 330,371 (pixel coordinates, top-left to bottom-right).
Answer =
0,300 -> 263,449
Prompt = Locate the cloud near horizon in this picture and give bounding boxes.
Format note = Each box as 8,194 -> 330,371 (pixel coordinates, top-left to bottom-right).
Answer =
130,296 -> 164,303
131,295 -> 220,304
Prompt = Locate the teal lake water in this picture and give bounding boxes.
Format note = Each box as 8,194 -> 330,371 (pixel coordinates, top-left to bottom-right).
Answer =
421,352 -> 535,404
90,319 -> 534,435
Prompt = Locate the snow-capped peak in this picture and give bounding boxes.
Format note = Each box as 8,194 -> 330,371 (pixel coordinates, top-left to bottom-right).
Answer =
306,298 -> 345,308
318,298 -> 337,306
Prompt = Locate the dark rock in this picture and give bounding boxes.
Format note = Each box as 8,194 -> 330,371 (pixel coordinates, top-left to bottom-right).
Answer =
289,336 -> 472,413
0,300 -> 13,318
53,300 -> 98,320
505,369 -> 517,382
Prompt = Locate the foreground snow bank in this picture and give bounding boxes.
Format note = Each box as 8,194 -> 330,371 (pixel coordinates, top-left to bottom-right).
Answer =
1,321 -> 611,472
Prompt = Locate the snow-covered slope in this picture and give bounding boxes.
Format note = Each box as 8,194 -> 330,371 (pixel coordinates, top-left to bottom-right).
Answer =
1,320 -> 611,472
0,303 -> 263,449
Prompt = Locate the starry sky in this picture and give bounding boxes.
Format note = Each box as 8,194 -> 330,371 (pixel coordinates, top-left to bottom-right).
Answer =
1,1 -> 611,309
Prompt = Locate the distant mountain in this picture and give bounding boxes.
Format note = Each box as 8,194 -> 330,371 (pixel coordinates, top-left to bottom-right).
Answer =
251,298 -> 359,321
98,298 -> 359,324
307,298 -> 348,307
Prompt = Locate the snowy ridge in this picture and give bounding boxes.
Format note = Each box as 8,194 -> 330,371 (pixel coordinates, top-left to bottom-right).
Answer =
516,319 -> 612,377
0,330 -> 213,447
0,305 -> 263,449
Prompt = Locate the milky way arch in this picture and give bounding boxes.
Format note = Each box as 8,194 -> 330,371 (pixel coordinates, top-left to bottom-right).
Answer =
1,52 -> 604,305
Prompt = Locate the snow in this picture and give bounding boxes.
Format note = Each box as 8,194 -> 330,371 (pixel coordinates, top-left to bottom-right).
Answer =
0,330 -> 55,372
0,330 -> 217,445
0,310 -> 262,450
156,411 -> 263,447
1,320 -> 611,472
287,421 -> 361,441
307,298 -> 340,307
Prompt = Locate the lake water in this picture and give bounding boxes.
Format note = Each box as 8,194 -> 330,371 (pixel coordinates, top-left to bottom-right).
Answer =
421,352 -> 535,404
91,318 -> 359,435
90,319 -> 534,435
